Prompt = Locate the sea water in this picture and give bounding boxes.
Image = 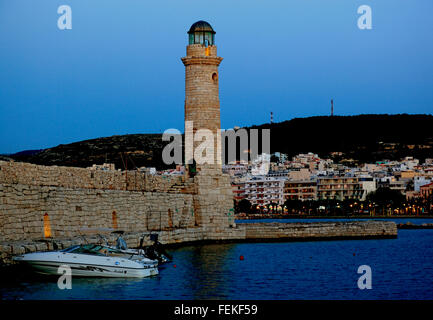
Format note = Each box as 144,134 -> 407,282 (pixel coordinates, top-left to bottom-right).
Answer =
1,219 -> 432,300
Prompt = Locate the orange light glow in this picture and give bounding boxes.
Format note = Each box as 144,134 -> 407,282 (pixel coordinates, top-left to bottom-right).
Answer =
43,213 -> 52,238
112,211 -> 118,229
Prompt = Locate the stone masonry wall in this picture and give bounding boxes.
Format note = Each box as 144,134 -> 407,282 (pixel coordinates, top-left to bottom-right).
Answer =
0,182 -> 196,242
0,160 -> 236,244
0,160 -> 192,193
243,221 -> 397,240
192,168 -> 235,230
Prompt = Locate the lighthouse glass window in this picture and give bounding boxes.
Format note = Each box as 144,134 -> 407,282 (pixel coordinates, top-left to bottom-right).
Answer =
204,32 -> 213,45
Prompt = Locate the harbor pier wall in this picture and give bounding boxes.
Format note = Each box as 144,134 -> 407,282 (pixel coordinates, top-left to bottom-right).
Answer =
242,221 -> 397,241
0,161 -> 236,242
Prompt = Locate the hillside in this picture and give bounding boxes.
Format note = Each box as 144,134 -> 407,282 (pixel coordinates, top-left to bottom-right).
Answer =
8,134 -> 168,170
250,114 -> 433,163
6,114 -> 433,168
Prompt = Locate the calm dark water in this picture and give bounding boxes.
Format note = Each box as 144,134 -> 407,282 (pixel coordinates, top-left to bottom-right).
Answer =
1,218 -> 433,300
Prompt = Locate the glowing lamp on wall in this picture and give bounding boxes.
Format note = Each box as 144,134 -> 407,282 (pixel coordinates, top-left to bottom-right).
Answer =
112,211 -> 118,229
43,213 -> 52,238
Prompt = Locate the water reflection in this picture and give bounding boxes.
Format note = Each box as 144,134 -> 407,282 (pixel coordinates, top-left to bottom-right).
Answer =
177,244 -> 236,299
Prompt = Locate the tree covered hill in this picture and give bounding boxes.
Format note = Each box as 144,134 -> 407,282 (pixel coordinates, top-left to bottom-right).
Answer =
250,114 -> 433,163
8,134 -> 167,170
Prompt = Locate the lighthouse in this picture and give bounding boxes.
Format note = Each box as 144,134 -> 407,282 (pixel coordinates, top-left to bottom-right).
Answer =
180,21 -> 234,229
182,21 -> 223,174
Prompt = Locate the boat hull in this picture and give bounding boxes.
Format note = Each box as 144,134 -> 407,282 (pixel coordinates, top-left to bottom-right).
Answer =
14,252 -> 159,278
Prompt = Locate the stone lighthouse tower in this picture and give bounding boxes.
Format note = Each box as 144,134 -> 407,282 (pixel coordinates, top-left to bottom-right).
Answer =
181,21 -> 235,230
182,21 -> 223,174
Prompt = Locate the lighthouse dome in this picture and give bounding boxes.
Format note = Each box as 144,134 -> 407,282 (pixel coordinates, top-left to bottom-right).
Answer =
188,21 -> 215,34
188,20 -> 215,45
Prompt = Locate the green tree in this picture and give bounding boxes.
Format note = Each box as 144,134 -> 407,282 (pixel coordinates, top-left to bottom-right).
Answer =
284,199 -> 303,214
366,187 -> 405,208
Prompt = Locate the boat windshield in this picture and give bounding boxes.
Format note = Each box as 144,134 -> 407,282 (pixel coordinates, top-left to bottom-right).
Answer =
60,244 -> 111,256
60,245 -> 81,253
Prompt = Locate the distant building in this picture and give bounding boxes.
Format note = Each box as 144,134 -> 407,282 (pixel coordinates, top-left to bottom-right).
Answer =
420,182 -> 433,199
402,157 -> 419,170
317,176 -> 364,200
267,170 -> 289,178
377,177 -> 406,194
363,163 -> 382,173
357,176 -> 376,200
272,152 -> 288,163
415,176 -> 432,192
400,170 -> 416,179
232,182 -> 246,203
242,176 -> 285,207
251,153 -> 271,176
287,168 -> 311,181
223,163 -> 248,176
389,180 -> 406,194
139,167 -> 157,175
425,158 -> 433,165
406,190 -> 421,200
88,163 -> 115,171
284,180 -> 317,201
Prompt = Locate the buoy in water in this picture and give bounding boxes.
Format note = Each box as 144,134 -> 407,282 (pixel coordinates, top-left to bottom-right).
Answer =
239,255 -> 244,261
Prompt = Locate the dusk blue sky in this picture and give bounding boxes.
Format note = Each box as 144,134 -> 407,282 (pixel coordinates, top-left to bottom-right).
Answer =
0,0 -> 432,154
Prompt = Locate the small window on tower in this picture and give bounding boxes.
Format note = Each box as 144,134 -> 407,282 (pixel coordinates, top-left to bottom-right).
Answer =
212,72 -> 218,83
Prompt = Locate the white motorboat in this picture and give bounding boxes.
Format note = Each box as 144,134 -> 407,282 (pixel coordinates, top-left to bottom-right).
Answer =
13,244 -> 159,278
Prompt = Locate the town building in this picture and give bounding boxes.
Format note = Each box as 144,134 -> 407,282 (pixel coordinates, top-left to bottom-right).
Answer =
287,168 -> 311,181
358,176 -> 376,200
420,182 -> 433,199
317,176 -> 364,200
88,163 -> 116,171
415,176 -> 432,192
222,163 -> 248,176
242,176 -> 286,207
284,180 -> 317,201
232,182 -> 246,202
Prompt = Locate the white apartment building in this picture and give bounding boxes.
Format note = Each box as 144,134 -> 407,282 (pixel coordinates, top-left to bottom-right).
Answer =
414,176 -> 432,192
242,176 -> 286,207
358,176 -> 376,200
